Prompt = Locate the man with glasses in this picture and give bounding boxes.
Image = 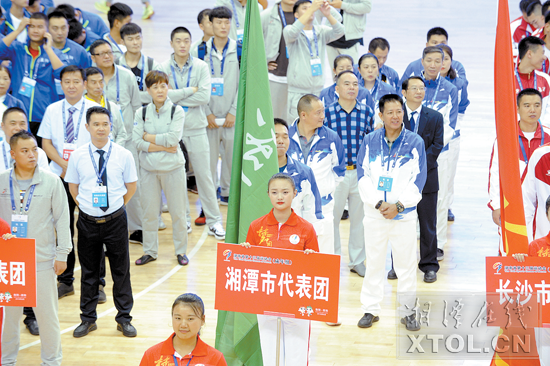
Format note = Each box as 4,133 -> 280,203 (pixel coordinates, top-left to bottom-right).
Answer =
89,39 -> 143,244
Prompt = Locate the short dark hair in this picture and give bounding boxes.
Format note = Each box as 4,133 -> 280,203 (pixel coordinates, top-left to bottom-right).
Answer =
268,172 -> 295,191
526,1 -> 542,16
68,19 -> 84,41
2,107 -> 27,124
9,130 -> 36,149
0,65 -> 11,79
89,39 -> 112,55
545,8 -> 550,23
379,94 -> 403,113
170,26 -> 191,41
47,10 -> 68,22
333,54 -> 353,70
358,53 -> 379,68
402,76 -> 425,91
86,106 -> 111,124
293,0 -> 312,15
29,0 -> 37,6
297,94 -> 321,115
542,0 -> 550,16
30,12 -> 48,24
274,118 -> 289,131
368,37 -> 390,53
198,8 -> 211,24
210,6 -> 232,20
120,22 -> 141,39
335,70 -> 357,84
426,27 -> 448,42
518,36 -> 545,60
85,67 -> 104,79
422,46 -> 444,60
145,70 -> 169,88
55,4 -> 76,21
517,87 -> 543,105
60,65 -> 86,81
107,2 -> 133,29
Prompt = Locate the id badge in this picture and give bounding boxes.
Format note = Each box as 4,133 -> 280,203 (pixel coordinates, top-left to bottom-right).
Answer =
211,78 -> 224,96
55,79 -> 64,96
377,175 -> 393,192
19,77 -> 36,98
310,59 -> 322,76
11,214 -> 28,238
237,29 -> 244,43
62,143 -> 76,161
92,186 -> 108,207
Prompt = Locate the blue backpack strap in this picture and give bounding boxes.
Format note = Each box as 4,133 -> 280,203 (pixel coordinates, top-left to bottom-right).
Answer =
198,42 -> 206,60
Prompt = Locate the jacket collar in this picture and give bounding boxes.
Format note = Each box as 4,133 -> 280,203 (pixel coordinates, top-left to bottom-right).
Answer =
266,208 -> 299,226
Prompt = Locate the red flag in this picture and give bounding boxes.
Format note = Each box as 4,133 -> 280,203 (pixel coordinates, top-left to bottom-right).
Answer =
494,0 -> 529,255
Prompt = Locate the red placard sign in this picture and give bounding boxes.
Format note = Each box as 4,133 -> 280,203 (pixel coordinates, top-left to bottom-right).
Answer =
215,243 -> 340,323
486,256 -> 550,327
0,238 -> 36,307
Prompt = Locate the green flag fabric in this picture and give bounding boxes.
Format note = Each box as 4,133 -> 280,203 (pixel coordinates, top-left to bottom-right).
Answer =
214,0 -> 278,364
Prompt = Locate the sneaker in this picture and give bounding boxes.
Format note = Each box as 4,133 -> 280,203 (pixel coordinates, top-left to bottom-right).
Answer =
195,210 -> 206,226
220,196 -> 229,205
142,4 -> 154,20
129,230 -> 143,244
98,285 -> 107,304
437,248 -> 444,261
162,204 -> 169,213
94,0 -> 110,13
448,209 -> 455,221
158,216 -> 166,230
208,222 -> 226,240
187,221 -> 192,234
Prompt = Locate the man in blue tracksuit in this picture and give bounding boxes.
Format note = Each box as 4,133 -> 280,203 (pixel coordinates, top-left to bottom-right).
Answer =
0,0 -> 30,42
368,37 -> 400,90
68,19 -> 101,54
287,94 -> 346,256
0,12 -> 66,146
55,4 -> 110,38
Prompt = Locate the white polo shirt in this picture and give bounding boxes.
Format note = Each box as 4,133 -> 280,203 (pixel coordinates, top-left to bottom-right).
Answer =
1,140 -> 50,172
64,140 -> 137,217
37,96 -> 99,176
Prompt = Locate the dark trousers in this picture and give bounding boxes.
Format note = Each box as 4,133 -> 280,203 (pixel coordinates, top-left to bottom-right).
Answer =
58,179 -> 77,285
29,121 -> 42,148
417,191 -> 440,273
77,209 -> 133,323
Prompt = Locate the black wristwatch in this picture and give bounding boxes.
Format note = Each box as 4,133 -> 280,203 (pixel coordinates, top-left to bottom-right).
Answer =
395,201 -> 405,213
375,200 -> 383,209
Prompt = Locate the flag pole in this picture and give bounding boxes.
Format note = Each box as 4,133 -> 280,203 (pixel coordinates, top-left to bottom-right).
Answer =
276,317 -> 282,366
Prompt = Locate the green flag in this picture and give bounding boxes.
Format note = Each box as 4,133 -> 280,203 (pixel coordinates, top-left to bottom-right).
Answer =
214,0 -> 278,364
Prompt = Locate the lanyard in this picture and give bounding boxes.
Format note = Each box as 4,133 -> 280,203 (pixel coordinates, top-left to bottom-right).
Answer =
170,63 -> 193,89
411,111 -> 420,134
231,0 -> 240,28
107,34 -> 124,55
9,171 -> 36,214
172,355 -> 193,366
2,142 -> 9,170
515,69 -> 537,91
278,3 -> 288,27
380,128 -> 407,174
519,122 -> 545,164
89,142 -> 113,185
371,77 -> 381,101
426,76 -> 441,109
210,41 -> 229,76
63,100 -> 86,143
112,68 -> 120,103
139,55 -> 145,91
302,28 -> 319,58
24,46 -> 40,80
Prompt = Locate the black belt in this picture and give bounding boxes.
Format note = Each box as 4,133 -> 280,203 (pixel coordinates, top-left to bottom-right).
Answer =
79,206 -> 125,224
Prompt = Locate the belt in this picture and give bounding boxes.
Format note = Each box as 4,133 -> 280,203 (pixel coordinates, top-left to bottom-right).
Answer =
346,164 -> 356,170
79,206 -> 125,224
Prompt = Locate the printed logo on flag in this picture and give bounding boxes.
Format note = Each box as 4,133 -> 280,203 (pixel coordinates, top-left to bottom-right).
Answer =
493,262 -> 502,274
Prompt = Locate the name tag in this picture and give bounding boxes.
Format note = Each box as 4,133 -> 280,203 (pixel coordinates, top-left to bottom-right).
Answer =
11,214 -> 28,238
19,77 -> 36,98
55,79 -> 64,96
63,143 -> 76,161
310,59 -> 322,77
92,185 -> 108,207
211,78 -> 224,96
237,29 -> 244,43
377,175 -> 393,192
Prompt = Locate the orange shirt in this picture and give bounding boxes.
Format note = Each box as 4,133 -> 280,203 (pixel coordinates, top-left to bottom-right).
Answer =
246,209 -> 319,252
139,334 -> 227,366
529,232 -> 550,258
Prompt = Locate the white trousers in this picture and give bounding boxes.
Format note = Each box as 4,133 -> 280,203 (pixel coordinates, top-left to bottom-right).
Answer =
326,44 -> 359,70
318,199 -> 335,254
257,315 -> 310,366
207,126 -> 234,197
2,266 -> 62,366
360,216 -> 417,316
436,150 -> 451,250
333,169 -> 365,267
447,136 -> 461,209
269,79 -> 288,120
125,141 -> 143,231
140,167 -> 188,258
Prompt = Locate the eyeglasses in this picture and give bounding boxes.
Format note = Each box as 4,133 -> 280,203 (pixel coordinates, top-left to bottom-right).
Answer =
408,87 -> 426,92
92,51 -> 114,58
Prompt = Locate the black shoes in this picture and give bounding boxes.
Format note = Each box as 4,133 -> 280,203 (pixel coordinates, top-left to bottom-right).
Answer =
129,230 -> 143,244
401,313 -> 421,331
177,254 -> 189,266
117,322 -> 137,337
58,283 -> 75,299
73,321 -> 97,338
387,268 -> 397,280
25,319 -> 39,336
437,248 -> 444,261
98,285 -> 107,304
341,209 -> 349,220
357,313 -> 379,328
423,270 -> 437,283
448,209 -> 455,221
135,254 -> 156,265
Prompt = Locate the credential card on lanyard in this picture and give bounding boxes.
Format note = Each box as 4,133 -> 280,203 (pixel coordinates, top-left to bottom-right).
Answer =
236,29 -> 244,44
377,175 -> 393,192
92,186 -> 108,207
310,59 -> 322,76
211,78 -> 224,96
63,143 -> 76,161
11,214 -> 28,238
19,77 -> 36,98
